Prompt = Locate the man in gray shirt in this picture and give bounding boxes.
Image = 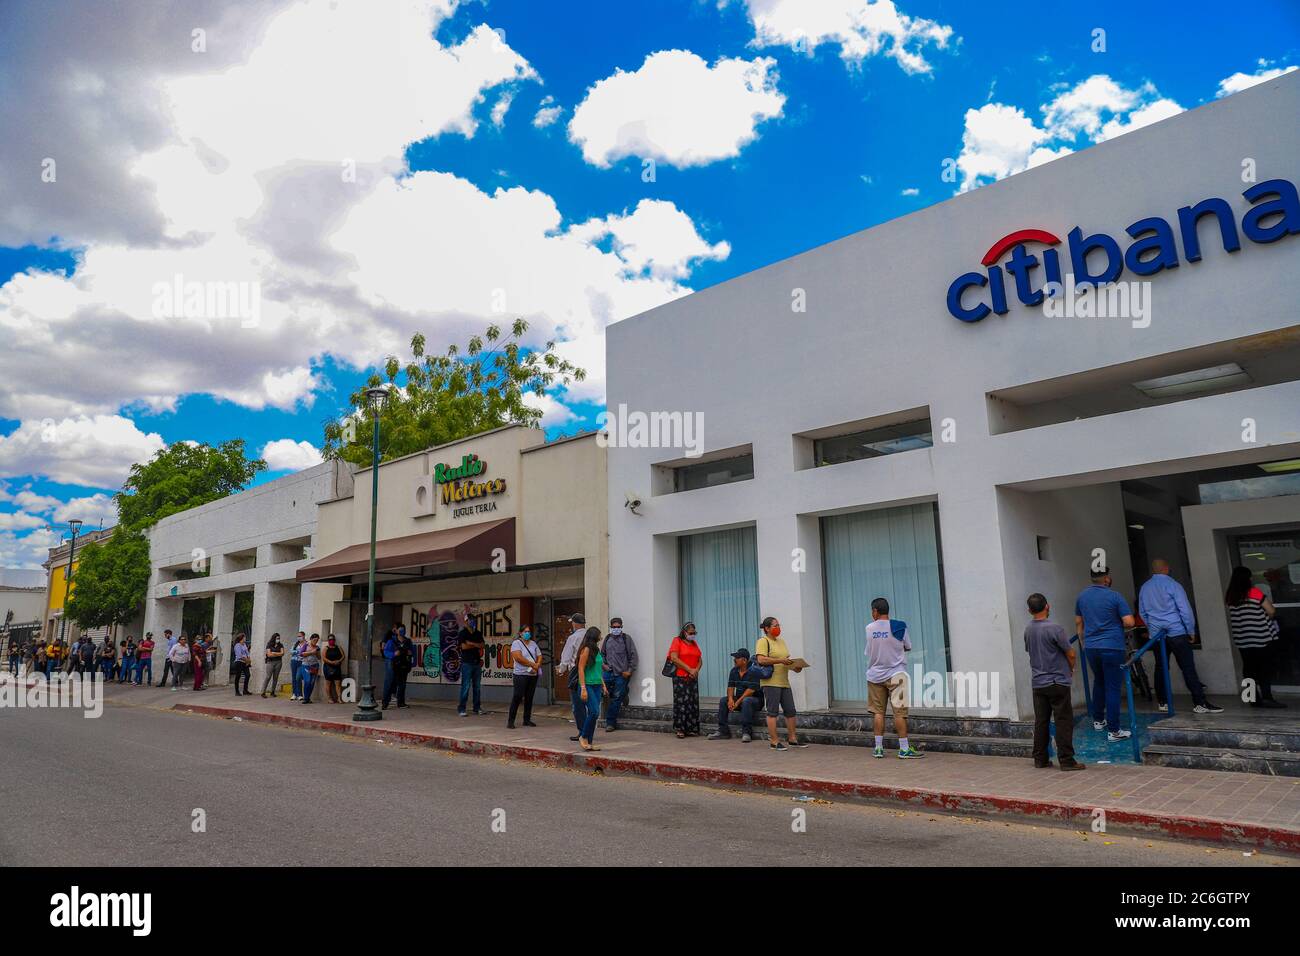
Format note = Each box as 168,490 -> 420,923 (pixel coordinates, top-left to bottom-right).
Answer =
1023,593 -> 1085,771
556,613 -> 587,741
600,617 -> 638,732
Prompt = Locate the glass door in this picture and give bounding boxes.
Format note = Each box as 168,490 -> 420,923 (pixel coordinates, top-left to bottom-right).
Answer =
1230,531 -> 1300,691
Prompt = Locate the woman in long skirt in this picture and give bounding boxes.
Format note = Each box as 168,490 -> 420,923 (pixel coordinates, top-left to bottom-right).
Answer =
668,623 -> 702,738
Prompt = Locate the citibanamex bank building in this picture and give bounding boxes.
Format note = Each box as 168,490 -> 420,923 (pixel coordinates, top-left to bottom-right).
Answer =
605,71 -> 1300,728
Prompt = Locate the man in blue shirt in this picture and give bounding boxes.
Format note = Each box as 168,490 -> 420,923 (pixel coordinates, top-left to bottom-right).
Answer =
1075,567 -> 1135,740
1137,559 -> 1223,714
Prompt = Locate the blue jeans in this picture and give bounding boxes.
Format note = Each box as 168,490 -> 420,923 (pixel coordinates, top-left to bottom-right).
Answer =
101,660 -> 114,680
1087,648 -> 1125,732
136,658 -> 152,684
716,695 -> 763,736
1150,634 -> 1208,706
382,660 -> 396,707
603,672 -> 630,728
302,668 -> 318,703
568,670 -> 587,732
7,655 -> 18,675
579,683 -> 603,742
291,660 -> 303,697
458,662 -> 482,713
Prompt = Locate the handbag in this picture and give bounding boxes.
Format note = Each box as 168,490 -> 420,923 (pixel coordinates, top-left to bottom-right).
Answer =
662,637 -> 682,678
751,637 -> 775,680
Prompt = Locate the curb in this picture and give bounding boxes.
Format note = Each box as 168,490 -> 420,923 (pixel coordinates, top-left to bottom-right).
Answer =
171,703 -> 1300,854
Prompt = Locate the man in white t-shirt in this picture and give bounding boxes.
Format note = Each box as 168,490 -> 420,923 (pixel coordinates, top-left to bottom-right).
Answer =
865,597 -> 923,759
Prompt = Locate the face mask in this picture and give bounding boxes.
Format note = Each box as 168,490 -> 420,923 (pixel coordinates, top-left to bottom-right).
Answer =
769,625 -> 782,638
328,640 -> 336,646
522,632 -> 531,641
609,627 -> 622,636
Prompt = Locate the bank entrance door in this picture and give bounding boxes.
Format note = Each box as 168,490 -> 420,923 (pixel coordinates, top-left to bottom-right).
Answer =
1230,531 -> 1300,691
549,599 -> 584,703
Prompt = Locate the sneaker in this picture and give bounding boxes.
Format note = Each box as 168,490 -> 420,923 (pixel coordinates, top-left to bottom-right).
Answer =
1107,729 -> 1132,742
1092,720 -> 1106,731
605,725 -> 617,732
1059,761 -> 1087,771
872,746 -> 885,759
787,740 -> 809,748
770,742 -> 788,752
457,711 -> 467,717
741,734 -> 752,743
1193,702 -> 1225,714
291,695 -> 299,701
898,747 -> 925,759
706,732 -> 731,740
473,710 -> 484,716
1157,703 -> 1169,713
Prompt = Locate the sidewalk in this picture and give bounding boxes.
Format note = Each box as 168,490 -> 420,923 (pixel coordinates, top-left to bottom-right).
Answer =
99,680 -> 1300,853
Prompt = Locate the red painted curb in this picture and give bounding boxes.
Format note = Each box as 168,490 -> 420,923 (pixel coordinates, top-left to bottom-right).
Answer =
172,703 -> 1300,854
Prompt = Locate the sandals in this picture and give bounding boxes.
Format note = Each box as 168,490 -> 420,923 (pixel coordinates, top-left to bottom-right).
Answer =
579,739 -> 602,752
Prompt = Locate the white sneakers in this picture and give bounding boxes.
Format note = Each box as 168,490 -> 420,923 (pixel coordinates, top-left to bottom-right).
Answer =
1107,729 -> 1132,742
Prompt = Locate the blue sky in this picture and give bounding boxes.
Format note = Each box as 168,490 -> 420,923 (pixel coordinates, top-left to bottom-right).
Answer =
1,0 -> 1297,569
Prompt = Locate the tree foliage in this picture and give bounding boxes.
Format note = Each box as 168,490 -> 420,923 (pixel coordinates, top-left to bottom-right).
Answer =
64,528 -> 151,631
321,320 -> 585,467
115,439 -> 267,532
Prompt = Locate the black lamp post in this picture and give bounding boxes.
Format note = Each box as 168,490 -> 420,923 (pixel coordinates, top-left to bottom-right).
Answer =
353,386 -> 390,722
58,519 -> 84,646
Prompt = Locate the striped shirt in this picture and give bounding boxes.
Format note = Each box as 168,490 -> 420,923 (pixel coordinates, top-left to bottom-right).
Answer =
1227,588 -> 1276,649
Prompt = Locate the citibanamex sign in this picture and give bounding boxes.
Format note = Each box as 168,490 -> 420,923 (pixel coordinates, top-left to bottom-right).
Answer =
946,178 -> 1299,322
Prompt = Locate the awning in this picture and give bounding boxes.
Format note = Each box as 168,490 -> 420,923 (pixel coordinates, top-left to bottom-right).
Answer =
296,518 -> 515,584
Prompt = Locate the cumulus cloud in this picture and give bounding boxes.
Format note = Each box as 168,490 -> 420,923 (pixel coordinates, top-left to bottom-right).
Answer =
0,527 -> 61,572
53,493 -> 118,527
522,392 -> 578,428
568,50 -> 785,168
956,74 -> 1183,191
0,415 -> 165,488
0,512 -> 47,532
1216,63 -> 1297,97
261,438 -> 324,472
744,0 -> 954,74
533,95 -> 563,128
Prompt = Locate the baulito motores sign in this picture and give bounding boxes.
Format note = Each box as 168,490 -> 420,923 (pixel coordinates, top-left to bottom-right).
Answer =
403,600 -> 520,685
436,453 -> 507,520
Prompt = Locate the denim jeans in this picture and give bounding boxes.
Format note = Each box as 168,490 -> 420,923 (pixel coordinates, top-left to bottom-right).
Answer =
291,660 -> 303,697
715,695 -> 762,736
579,683 -> 603,742
1150,634 -> 1208,706
602,672 -> 630,728
302,668 -> 317,703
101,659 -> 114,680
118,660 -> 133,682
7,655 -> 18,675
1087,647 -> 1126,732
382,660 -> 396,707
458,662 -> 482,713
568,669 -> 587,732
136,659 -> 152,684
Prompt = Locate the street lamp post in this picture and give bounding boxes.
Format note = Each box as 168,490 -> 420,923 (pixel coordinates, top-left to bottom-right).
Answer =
58,519 -> 84,647
353,386 -> 390,722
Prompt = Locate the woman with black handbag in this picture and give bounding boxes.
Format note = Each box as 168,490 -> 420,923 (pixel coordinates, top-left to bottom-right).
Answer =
666,623 -> 703,738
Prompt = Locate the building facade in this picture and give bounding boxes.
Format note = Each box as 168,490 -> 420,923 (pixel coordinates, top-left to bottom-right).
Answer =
297,425 -> 608,705
606,73 -> 1300,721
141,460 -> 352,688
42,527 -> 115,646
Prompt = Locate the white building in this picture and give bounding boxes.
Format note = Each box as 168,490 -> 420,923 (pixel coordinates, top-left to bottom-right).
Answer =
142,460 -> 351,688
606,72 -> 1300,721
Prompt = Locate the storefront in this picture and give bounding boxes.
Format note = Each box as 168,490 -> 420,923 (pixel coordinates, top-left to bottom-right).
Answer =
297,425 -> 607,705
605,72 -> 1300,720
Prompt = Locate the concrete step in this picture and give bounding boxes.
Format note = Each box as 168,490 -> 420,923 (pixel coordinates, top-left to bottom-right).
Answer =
1142,744 -> 1300,777
611,717 -> 1035,758
1147,724 -> 1300,753
619,704 -> 1035,739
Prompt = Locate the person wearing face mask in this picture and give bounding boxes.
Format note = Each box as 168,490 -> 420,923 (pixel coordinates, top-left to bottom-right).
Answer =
261,633 -> 285,698
507,625 -> 542,729
322,634 -> 346,703
289,631 -> 307,701
756,616 -> 806,751
300,633 -> 322,704
600,617 -> 638,732
667,623 -> 703,738
555,613 -> 588,742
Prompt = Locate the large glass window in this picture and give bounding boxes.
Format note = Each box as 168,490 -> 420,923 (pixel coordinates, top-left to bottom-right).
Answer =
672,454 -> 754,492
679,526 -> 760,698
822,503 -> 950,705
813,419 -> 932,467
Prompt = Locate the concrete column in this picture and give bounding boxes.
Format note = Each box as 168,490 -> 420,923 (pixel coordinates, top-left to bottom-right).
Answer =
248,580 -> 299,693
210,590 -> 238,686
142,595 -> 183,680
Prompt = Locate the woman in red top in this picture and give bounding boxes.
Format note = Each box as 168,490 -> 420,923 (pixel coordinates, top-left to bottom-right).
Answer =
1226,566 -> 1285,708
668,623 -> 703,738
191,636 -> 206,691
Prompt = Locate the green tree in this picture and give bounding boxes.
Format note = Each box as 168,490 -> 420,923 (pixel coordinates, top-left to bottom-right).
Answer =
322,320 -> 585,467
115,439 -> 267,531
64,528 -> 151,633
66,440 -> 267,632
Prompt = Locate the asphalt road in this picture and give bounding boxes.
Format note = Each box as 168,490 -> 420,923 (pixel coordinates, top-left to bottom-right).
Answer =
0,701 -> 1293,867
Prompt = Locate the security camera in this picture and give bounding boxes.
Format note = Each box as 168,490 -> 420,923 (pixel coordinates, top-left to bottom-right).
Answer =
624,491 -> 643,515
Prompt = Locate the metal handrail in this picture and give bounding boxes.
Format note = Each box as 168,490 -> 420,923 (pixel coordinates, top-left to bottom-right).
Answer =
1071,627 -> 1172,764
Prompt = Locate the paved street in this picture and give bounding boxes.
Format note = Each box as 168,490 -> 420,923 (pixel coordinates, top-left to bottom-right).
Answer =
0,703 -> 1293,867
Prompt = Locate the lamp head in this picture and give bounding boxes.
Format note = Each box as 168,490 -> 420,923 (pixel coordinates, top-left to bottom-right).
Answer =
364,386 -> 391,413
67,519 -> 83,535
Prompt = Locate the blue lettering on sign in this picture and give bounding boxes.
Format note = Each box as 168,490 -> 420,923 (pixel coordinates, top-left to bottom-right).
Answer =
947,178 -> 1300,322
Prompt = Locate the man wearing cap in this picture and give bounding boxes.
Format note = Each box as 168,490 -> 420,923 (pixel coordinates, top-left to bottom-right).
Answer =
1075,567 -> 1136,741
709,648 -> 763,742
556,613 -> 587,741
600,617 -> 638,732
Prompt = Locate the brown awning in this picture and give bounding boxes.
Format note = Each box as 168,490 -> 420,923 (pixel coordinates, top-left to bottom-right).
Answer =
296,518 -> 515,584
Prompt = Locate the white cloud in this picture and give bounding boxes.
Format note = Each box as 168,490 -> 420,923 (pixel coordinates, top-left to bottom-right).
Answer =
567,199 -> 731,281
0,485 -> 62,513
0,512 -> 47,532
491,89 -> 515,127
533,95 -> 563,128
52,493 -> 118,528
522,392 -> 577,428
568,50 -> 785,168
1216,63 -> 1297,97
0,527 -> 61,572
261,438 -> 324,472
0,416 -> 165,488
956,74 -> 1182,191
744,0 -> 954,75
